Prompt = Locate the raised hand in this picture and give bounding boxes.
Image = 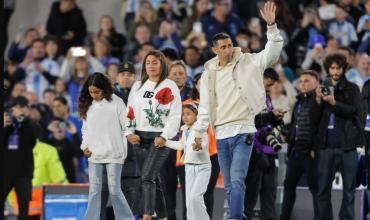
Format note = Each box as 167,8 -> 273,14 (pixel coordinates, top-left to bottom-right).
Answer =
260,1 -> 276,25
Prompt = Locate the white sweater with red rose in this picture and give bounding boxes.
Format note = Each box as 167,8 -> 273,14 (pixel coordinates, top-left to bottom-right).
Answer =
125,79 -> 182,140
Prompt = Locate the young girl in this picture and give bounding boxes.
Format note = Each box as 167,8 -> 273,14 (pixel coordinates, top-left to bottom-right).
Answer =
125,50 -> 182,220
78,72 -> 134,220
160,103 -> 211,220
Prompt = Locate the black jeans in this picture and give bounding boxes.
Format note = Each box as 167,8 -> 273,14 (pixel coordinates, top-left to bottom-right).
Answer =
3,176 -> 32,220
204,154 -> 220,219
245,153 -> 278,220
317,148 -> 357,220
280,150 -> 319,220
137,131 -> 170,218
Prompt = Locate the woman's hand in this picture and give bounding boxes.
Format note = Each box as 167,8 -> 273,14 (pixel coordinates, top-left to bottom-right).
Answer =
83,148 -> 92,158
127,134 -> 141,145
154,136 -> 166,148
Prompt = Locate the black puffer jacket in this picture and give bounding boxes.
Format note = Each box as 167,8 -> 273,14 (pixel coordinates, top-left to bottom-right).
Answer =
315,77 -> 365,151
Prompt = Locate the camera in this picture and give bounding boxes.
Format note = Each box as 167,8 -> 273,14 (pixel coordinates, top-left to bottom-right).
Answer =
255,125 -> 282,152
59,121 -> 67,130
265,133 -> 282,151
321,86 -> 331,96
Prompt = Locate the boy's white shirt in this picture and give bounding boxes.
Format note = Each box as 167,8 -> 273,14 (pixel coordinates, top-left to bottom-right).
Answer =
166,124 -> 211,164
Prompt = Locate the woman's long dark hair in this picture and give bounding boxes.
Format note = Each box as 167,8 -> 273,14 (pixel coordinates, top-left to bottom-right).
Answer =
190,73 -> 202,101
78,72 -> 113,119
140,50 -> 168,89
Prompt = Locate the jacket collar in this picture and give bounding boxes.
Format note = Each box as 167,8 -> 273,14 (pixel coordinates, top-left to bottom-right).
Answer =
204,47 -> 243,71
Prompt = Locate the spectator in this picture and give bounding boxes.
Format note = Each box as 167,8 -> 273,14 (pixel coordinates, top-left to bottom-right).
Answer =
24,91 -> 39,106
4,0 -> 15,54
43,89 -> 57,110
107,63 -> 119,86
201,0 -> 244,45
47,118 -> 81,183
357,0 -> 370,54
286,5 -> 326,72
134,42 -> 156,78
329,6 -> 358,47
157,0 -> 187,22
114,61 -> 136,105
127,1 -> 160,42
270,80 -> 296,125
3,96 -> 40,220
18,39 -> 60,100
44,35 -> 65,65
315,53 -> 365,220
153,20 -> 183,51
92,38 -> 120,68
346,53 -> 370,89
161,46 -> 180,65
183,31 -> 209,59
59,47 -> 105,82
168,60 -> 192,101
54,78 -> 72,105
301,34 -> 327,72
52,96 -> 83,139
183,46 -> 204,81
46,0 -> 87,54
4,60 -> 26,95
235,28 -> 252,53
92,15 -> 126,60
337,0 -> 365,24
124,24 -> 153,61
7,28 -> 39,63
180,0 -> 210,38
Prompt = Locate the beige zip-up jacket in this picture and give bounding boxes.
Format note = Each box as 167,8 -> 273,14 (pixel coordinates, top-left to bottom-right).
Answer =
193,24 -> 284,138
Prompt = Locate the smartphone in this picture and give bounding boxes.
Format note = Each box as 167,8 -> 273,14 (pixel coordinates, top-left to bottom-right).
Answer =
250,17 -> 260,27
192,22 -> 203,34
71,47 -> 87,57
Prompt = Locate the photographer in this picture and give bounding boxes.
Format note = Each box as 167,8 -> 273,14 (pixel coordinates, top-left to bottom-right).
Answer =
2,96 -> 40,220
244,68 -> 284,220
280,70 -> 322,220
47,118 -> 81,183
315,53 -> 365,220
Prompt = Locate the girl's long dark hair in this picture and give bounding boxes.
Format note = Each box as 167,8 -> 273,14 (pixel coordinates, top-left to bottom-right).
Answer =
78,72 -> 113,119
140,50 -> 168,89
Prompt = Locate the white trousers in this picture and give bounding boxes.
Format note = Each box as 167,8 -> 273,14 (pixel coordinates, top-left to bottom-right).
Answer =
185,163 -> 212,220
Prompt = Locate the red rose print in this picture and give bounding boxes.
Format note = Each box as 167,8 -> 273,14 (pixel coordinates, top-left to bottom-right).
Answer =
127,106 -> 135,120
155,87 -> 174,105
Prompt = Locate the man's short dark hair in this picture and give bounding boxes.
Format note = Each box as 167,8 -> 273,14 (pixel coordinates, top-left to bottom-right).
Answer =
301,70 -> 320,81
53,96 -> 69,106
338,46 -> 355,56
323,53 -> 348,74
31,38 -> 45,47
185,45 -> 200,54
263,68 -> 279,81
43,88 -> 56,96
212,33 -> 231,47
161,47 -> 179,61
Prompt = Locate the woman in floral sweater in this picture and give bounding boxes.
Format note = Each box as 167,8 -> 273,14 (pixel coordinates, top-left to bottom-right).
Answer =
125,50 -> 182,220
